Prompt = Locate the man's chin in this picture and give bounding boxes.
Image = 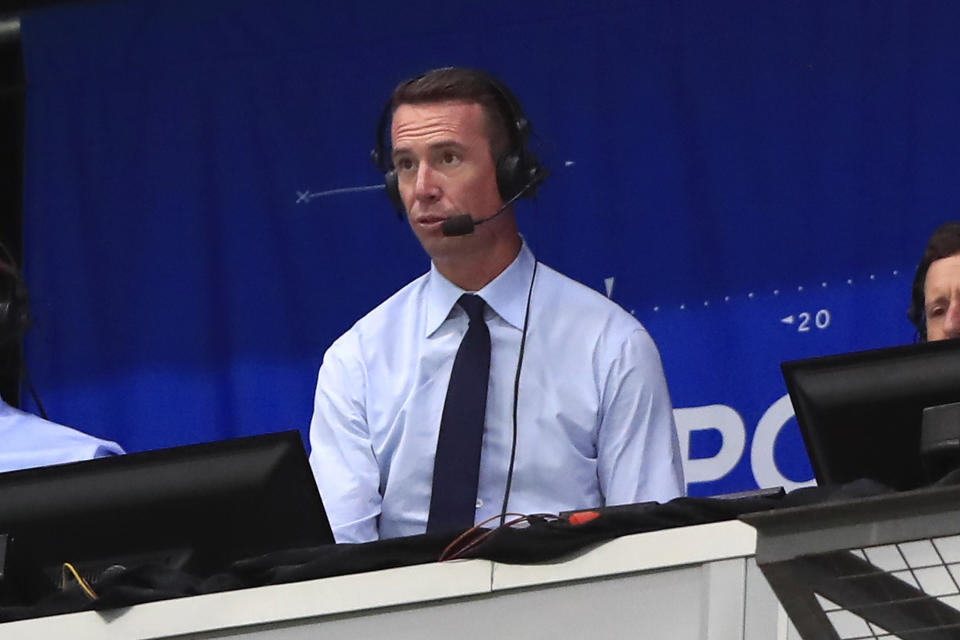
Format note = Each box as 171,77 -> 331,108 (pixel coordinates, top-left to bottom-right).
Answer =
420,234 -> 481,261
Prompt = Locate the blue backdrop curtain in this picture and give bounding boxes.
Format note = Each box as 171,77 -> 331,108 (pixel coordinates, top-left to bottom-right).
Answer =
18,0 -> 960,496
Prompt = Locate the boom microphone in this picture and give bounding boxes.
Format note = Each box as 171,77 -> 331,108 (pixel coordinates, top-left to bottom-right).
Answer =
441,213 -> 480,237
441,170 -> 547,237
441,205 -> 508,237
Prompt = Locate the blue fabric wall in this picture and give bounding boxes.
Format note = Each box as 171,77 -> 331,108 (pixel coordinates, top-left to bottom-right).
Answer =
19,0 -> 960,496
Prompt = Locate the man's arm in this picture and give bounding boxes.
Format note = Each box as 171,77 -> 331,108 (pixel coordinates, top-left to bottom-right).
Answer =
596,327 -> 685,505
308,332 -> 382,543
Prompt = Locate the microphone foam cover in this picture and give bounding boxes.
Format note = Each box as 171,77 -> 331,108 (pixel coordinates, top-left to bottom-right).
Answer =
442,215 -> 475,237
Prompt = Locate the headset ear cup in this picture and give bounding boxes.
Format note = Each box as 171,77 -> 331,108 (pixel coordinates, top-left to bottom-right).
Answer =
0,300 -> 11,343
0,270 -> 30,346
13,279 -> 30,337
496,149 -> 544,202
496,152 -> 522,202
384,169 -> 404,217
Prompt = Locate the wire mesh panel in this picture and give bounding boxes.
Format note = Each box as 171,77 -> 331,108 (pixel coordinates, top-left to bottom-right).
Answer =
743,486 -> 960,640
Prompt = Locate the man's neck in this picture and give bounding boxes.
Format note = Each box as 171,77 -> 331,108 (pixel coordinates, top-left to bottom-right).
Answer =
434,234 -> 522,291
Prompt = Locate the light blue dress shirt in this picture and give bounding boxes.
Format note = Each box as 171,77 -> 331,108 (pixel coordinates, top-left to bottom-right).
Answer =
309,244 -> 684,543
0,399 -> 124,473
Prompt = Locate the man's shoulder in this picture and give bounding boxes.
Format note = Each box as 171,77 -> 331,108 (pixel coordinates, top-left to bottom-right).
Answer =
0,402 -> 77,439
358,271 -> 430,329
536,262 -> 646,334
0,402 -> 123,462
329,272 -> 430,349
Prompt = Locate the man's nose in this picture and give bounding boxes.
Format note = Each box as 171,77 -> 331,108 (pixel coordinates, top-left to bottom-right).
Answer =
414,163 -> 441,202
944,301 -> 960,338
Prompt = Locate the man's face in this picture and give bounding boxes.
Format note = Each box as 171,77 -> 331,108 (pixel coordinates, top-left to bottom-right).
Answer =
390,101 -> 504,262
924,253 -> 960,341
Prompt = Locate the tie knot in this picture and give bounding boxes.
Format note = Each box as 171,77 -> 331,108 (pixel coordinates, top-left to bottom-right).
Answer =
458,294 -> 486,324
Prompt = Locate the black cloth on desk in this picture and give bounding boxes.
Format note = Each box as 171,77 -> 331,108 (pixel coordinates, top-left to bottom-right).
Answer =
438,480 -> 892,564
0,481 -> 898,623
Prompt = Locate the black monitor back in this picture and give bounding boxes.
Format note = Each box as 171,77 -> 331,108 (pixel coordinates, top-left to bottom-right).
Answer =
782,339 -> 960,491
0,430 -> 333,603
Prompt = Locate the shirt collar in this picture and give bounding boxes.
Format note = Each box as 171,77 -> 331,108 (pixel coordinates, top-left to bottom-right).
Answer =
425,241 -> 536,337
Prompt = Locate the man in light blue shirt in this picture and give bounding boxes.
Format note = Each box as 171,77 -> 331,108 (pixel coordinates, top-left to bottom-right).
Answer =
309,68 -> 683,543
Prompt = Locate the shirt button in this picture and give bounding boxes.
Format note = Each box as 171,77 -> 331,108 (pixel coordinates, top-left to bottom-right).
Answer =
475,499 -> 483,509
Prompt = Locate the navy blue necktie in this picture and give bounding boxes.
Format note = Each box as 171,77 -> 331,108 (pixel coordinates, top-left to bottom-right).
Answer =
427,294 -> 491,533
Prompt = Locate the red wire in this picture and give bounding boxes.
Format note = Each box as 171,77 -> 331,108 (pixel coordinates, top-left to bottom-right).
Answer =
439,512 -> 562,561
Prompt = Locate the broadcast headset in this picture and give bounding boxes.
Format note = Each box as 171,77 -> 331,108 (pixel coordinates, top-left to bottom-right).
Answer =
370,67 -> 548,220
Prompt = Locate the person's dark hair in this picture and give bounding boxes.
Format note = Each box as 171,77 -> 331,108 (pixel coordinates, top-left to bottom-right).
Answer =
908,222 -> 960,341
388,67 -> 517,159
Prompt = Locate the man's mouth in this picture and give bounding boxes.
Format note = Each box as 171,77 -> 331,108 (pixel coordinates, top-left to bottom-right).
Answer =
414,212 -> 453,227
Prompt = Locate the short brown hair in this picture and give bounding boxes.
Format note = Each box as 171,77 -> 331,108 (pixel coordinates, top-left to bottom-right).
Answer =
389,67 -> 517,159
908,222 -> 960,340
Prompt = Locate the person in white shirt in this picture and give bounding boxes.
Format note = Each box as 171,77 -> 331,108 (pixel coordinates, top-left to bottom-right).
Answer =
309,68 -> 683,543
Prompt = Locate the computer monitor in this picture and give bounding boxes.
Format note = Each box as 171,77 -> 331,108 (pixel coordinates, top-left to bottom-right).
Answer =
782,339 -> 960,492
0,430 -> 334,604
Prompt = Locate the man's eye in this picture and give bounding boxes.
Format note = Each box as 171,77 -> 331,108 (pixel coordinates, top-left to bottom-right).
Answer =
440,151 -> 461,165
395,157 -> 415,171
928,307 -> 945,318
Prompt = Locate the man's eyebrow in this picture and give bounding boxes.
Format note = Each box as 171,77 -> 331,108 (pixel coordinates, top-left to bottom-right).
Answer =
426,140 -> 465,150
392,140 -> 465,158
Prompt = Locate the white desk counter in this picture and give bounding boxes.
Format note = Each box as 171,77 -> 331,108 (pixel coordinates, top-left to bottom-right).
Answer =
2,519 -> 793,640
